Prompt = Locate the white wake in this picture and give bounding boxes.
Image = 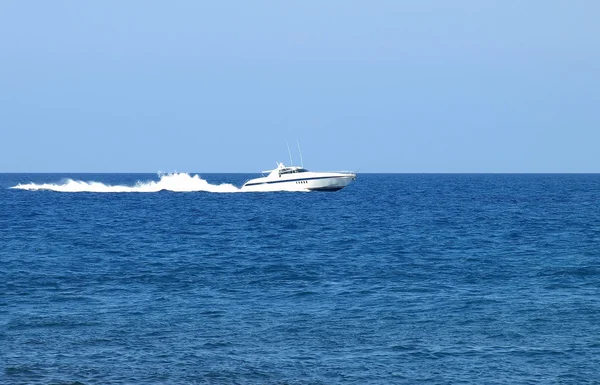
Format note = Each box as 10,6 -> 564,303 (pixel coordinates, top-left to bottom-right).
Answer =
11,173 -> 240,193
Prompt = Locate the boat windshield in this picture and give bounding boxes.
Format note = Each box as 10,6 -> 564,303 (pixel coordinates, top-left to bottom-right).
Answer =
280,168 -> 308,175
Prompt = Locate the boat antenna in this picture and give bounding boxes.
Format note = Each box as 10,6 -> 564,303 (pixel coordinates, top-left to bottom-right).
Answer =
286,141 -> 293,166
297,140 -> 304,168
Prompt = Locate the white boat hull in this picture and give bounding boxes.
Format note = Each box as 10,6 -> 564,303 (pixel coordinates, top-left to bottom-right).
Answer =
241,173 -> 356,192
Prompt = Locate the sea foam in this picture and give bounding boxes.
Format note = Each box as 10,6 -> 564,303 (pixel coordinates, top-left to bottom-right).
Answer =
11,173 -> 240,193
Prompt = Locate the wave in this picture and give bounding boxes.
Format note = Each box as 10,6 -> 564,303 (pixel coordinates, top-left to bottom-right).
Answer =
11,173 -> 240,193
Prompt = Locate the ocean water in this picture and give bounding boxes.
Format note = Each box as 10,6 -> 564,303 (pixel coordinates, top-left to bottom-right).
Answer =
2,173 -> 600,384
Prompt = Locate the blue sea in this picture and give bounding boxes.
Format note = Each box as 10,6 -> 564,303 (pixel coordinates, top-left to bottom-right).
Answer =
2,173 -> 600,384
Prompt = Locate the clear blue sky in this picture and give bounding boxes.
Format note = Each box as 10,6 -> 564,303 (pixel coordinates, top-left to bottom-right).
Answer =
1,1 -> 598,172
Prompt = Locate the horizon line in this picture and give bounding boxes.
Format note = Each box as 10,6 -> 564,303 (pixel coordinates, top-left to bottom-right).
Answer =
1,171 -> 600,175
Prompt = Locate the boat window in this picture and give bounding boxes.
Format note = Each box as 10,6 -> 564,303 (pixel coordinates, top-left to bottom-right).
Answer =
279,167 -> 307,175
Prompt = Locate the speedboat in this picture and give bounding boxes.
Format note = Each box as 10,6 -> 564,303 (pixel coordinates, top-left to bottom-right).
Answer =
241,162 -> 356,192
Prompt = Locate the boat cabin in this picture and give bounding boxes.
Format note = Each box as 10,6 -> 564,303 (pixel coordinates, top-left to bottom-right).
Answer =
264,163 -> 309,178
